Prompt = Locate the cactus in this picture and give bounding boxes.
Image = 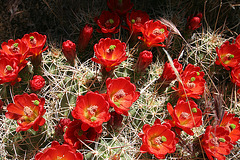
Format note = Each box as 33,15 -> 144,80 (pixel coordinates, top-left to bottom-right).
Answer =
0,0 -> 240,159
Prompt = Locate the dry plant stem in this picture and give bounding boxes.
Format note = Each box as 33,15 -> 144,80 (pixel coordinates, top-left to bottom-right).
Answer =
162,48 -> 206,160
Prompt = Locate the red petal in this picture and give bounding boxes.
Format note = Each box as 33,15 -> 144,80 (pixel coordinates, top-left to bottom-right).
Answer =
81,123 -> 90,131
167,103 -> 174,117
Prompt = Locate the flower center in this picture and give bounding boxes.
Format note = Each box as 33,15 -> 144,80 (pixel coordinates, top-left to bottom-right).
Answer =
196,72 -> 200,76
136,17 -> 142,23
57,156 -> 65,160
113,89 -> 126,102
218,138 -> 226,143
131,19 -> 135,23
91,116 -> 97,122
210,137 -> 219,147
5,65 -> 13,71
13,43 -> 18,48
190,77 -> 196,82
154,136 -> 167,145
106,45 -> 116,53
230,124 -> 236,130
180,112 -> 190,119
78,129 -> 83,136
109,45 -> 116,51
29,36 -> 37,45
223,53 -> 234,63
87,105 -> 98,115
105,19 -> 114,28
191,108 -> 197,113
33,100 -> 40,106
186,82 -> 196,89
109,19 -> 114,24
24,106 -> 33,116
153,28 -> 165,35
10,43 -> 20,53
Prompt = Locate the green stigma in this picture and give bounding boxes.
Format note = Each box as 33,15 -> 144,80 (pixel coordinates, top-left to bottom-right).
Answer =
159,28 -> 165,33
190,77 -> 196,82
6,65 -> 12,71
109,19 -> 114,24
131,19 -> 136,23
192,108 -> 197,113
91,117 -> 97,122
218,138 -> 226,143
33,100 -> 40,106
196,72 -> 200,76
161,136 -> 167,142
30,36 -> 34,40
109,45 -> 116,50
78,130 -> 83,136
230,124 -> 236,129
63,126 -> 68,132
229,54 -> 234,59
13,43 -> 19,48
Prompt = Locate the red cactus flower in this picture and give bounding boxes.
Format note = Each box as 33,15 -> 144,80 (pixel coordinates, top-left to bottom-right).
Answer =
35,141 -> 83,160
126,10 -> 149,34
77,24 -> 93,53
62,40 -> 76,64
106,77 -> 140,116
21,32 -> 47,56
220,111 -> 240,144
160,59 -> 183,82
187,13 -> 202,30
95,11 -> 120,35
139,119 -> 178,159
215,41 -> 240,70
71,91 -> 111,133
64,120 -> 98,149
0,56 -> 22,85
0,39 -> 30,65
172,64 -> 205,99
231,65 -> 240,86
30,75 -> 45,91
107,0 -> 134,16
166,99 -> 202,135
5,93 -> 46,132
201,125 -> 233,160
135,50 -> 153,72
21,32 -> 48,66
138,20 -> 169,48
55,118 -> 71,136
91,38 -> 127,72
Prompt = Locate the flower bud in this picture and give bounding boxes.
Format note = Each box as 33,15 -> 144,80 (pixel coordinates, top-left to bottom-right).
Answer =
62,40 -> 76,64
30,75 -> 45,91
77,24 -> 93,53
187,13 -> 202,30
160,59 -> 183,81
136,50 -> 153,72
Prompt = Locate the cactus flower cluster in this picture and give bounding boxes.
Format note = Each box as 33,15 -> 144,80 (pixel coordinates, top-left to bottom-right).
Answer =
0,0 -> 240,159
